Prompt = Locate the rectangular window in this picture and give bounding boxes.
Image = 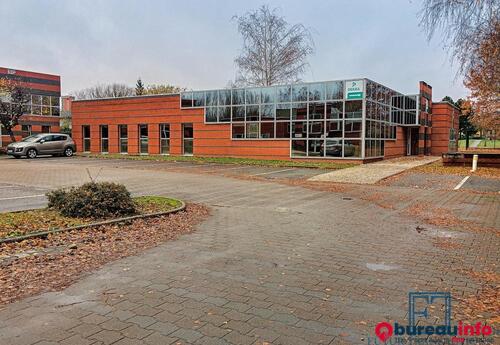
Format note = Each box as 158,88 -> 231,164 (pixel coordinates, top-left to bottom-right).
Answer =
139,124 -> 149,154
182,123 -> 193,155
344,120 -> 362,138
41,125 -> 51,133
100,125 -> 109,153
160,124 -> 170,154
325,139 -> 343,157
21,124 -> 32,137
291,140 -> 307,157
260,122 -> 274,139
344,140 -> 362,158
119,125 -> 128,153
245,123 -> 259,139
275,122 -> 290,139
276,103 -> 291,120
232,106 -> 245,121
309,102 -> 325,120
345,100 -> 363,119
82,125 -> 91,152
232,123 -> 245,139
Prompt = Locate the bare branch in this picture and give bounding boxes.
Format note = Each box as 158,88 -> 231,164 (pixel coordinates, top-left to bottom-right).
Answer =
233,5 -> 315,86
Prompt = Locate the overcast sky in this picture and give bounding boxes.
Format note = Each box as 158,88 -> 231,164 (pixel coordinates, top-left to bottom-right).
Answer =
1,0 -> 467,100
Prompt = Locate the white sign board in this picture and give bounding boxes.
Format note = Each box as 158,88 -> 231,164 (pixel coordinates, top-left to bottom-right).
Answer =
345,80 -> 364,100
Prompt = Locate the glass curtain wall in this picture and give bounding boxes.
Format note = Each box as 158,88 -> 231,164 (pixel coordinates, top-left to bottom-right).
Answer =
181,79 -> 420,159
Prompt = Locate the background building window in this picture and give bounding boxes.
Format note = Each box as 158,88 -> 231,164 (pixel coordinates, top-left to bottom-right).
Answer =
21,125 -> 32,137
160,124 -> 170,154
41,125 -> 51,133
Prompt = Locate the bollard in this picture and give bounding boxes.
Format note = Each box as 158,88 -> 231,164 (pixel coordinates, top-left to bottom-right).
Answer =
471,154 -> 478,172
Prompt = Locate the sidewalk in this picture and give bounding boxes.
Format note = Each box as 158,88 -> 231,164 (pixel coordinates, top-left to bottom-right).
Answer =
308,156 -> 441,184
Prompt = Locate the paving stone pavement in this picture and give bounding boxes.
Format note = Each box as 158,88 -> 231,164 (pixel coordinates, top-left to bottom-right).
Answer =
309,156 -> 441,184
0,158 -> 498,345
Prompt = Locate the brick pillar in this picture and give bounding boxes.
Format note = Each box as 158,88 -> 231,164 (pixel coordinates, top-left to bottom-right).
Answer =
90,125 -> 100,153
170,123 -> 183,156
128,124 -> 139,154
149,123 -> 160,155
109,125 -> 119,154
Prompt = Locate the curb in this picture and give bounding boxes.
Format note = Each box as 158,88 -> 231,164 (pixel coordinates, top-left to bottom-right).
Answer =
0,201 -> 186,244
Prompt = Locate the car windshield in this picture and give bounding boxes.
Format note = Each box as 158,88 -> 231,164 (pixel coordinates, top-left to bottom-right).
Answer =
21,134 -> 45,142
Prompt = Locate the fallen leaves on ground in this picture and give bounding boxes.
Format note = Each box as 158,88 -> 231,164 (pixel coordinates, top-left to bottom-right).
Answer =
412,161 -> 500,179
0,203 -> 209,306
0,196 -> 182,239
454,270 -> 500,326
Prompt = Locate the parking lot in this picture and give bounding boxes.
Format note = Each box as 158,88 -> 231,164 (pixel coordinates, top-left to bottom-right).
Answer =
0,156 -> 498,345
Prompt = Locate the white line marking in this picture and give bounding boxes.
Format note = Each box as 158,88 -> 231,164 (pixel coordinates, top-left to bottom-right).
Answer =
0,194 -> 45,201
454,176 -> 470,190
252,168 -> 295,176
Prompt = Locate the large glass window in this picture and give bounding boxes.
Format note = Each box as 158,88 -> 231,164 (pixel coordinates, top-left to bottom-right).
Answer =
260,122 -> 274,139
119,125 -> 128,153
232,106 -> 245,121
344,140 -> 362,158
139,124 -> 148,154
276,104 -> 291,120
324,139 -> 343,157
291,140 -> 307,156
193,91 -> 205,107
181,92 -> 193,107
345,100 -> 362,119
218,107 -> 231,122
82,125 -> 91,152
100,125 -> 109,153
291,103 -> 307,120
246,123 -> 259,138
160,124 -> 170,154
232,123 -> 245,139
261,104 -> 275,121
275,122 -> 290,138
308,83 -> 325,101
308,102 -> 325,120
325,81 -> 343,100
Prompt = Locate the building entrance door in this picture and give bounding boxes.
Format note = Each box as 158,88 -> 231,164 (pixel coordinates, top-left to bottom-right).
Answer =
182,123 -> 193,155
406,128 -> 419,155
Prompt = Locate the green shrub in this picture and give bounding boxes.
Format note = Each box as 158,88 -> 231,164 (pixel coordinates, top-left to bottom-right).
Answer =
47,182 -> 137,219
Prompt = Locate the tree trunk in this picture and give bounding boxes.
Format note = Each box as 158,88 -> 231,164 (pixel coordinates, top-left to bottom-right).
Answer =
465,132 -> 470,149
7,128 -> 16,143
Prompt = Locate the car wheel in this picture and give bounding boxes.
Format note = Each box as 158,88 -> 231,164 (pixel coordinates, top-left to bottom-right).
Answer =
27,149 -> 37,159
64,147 -> 74,157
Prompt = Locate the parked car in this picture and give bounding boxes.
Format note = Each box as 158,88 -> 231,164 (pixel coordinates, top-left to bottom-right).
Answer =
320,140 -> 356,157
6,133 -> 76,159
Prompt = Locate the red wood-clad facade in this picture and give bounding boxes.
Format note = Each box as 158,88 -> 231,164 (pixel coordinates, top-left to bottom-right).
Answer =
0,67 -> 61,147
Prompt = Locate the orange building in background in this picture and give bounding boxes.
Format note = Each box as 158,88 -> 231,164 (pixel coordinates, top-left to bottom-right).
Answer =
71,79 -> 459,162
0,67 -> 61,147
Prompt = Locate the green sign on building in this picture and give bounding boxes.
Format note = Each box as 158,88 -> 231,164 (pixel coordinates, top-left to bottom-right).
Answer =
345,80 -> 364,100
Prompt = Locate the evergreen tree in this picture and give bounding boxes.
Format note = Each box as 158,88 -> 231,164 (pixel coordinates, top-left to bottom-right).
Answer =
135,78 -> 145,96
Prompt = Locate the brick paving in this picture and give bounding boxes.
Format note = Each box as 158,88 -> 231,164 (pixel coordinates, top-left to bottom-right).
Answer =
0,157 -> 498,345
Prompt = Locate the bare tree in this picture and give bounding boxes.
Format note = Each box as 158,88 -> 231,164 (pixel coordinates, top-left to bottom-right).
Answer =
419,0 -> 499,76
0,78 -> 30,143
233,5 -> 314,86
73,83 -> 134,100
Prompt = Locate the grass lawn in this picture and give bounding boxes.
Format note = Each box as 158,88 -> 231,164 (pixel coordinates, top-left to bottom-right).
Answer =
459,139 -> 500,150
81,153 -> 355,170
478,139 -> 500,149
0,196 -> 182,239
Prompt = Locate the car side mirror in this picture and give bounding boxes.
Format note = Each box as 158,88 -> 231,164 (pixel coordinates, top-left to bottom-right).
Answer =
39,139 -> 45,144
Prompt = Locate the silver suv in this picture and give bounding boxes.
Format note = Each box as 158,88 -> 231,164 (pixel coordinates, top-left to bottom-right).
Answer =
6,133 -> 76,159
